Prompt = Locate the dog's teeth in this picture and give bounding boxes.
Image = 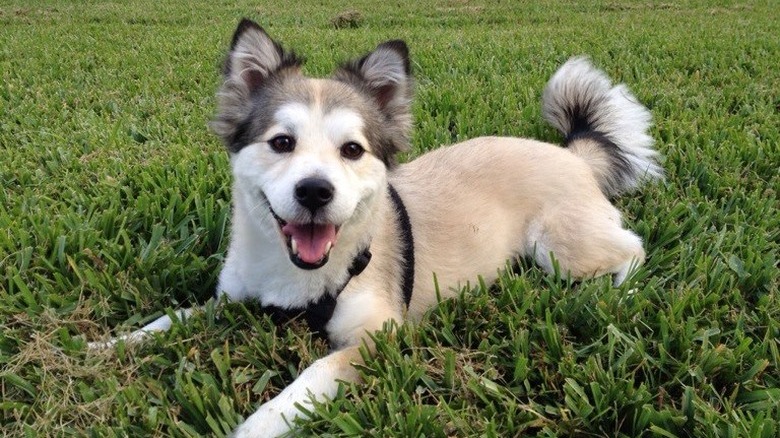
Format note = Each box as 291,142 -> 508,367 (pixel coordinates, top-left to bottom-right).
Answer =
291,238 -> 298,255
325,241 -> 332,254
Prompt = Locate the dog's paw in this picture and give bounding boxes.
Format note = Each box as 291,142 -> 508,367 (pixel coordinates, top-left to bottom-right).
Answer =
86,338 -> 117,350
85,329 -> 149,351
231,347 -> 363,437
231,404 -> 296,438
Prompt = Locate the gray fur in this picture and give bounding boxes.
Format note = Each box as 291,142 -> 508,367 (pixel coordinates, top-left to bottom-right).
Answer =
210,19 -> 303,152
334,40 -> 413,166
211,20 -> 413,166
542,57 -> 663,197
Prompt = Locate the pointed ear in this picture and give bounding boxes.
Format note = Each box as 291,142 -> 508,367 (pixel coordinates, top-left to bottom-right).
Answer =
336,41 -> 413,159
222,18 -> 301,91
212,19 -> 302,150
336,40 -> 412,110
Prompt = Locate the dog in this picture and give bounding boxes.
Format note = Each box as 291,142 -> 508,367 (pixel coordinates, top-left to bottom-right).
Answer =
90,18 -> 662,437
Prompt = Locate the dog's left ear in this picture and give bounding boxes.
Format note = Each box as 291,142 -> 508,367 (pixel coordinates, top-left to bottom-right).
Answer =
336,40 -> 411,112
336,41 -> 413,157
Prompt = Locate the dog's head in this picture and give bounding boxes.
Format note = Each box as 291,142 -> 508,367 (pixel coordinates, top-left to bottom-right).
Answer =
211,19 -> 412,270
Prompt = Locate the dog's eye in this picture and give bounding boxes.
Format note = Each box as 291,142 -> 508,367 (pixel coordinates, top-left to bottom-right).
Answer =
269,135 -> 295,153
340,142 -> 365,160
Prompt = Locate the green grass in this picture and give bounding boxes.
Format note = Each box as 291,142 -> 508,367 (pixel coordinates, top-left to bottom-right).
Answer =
1,0 -> 778,436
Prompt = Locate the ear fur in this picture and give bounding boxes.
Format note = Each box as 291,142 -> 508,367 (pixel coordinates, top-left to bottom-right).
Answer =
222,19 -> 302,88
211,19 -> 302,149
335,41 -> 413,159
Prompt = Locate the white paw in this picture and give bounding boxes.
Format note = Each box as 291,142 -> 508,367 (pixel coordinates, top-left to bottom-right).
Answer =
232,403 -> 297,438
231,347 -> 363,437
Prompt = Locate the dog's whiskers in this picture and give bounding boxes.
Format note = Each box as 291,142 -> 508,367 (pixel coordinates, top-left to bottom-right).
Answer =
247,200 -> 267,215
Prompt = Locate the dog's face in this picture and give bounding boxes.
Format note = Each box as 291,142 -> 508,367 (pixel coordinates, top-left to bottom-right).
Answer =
211,20 -> 412,270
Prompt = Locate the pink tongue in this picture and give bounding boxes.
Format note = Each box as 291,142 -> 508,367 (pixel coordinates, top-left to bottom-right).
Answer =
282,223 -> 337,264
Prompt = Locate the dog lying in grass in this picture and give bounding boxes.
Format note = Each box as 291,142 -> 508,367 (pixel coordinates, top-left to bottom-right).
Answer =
90,18 -> 662,437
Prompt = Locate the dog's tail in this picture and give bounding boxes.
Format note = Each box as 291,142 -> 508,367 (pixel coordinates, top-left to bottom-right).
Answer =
542,57 -> 663,197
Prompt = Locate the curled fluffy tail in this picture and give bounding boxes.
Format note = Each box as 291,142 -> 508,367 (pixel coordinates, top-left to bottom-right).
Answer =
542,57 -> 663,197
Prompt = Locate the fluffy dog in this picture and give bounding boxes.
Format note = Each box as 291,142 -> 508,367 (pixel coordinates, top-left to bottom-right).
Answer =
92,18 -> 662,437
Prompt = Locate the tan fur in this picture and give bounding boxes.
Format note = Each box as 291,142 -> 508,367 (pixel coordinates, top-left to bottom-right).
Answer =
391,137 -> 642,314
322,137 -> 647,332
261,135 -> 648,438
567,138 -> 621,191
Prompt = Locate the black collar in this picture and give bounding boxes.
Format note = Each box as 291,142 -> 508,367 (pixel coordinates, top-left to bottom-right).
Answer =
261,246 -> 371,337
262,183 -> 415,337
387,184 -> 415,307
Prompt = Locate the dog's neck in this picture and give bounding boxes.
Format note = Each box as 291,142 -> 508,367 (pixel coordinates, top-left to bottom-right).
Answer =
218,182 -> 416,341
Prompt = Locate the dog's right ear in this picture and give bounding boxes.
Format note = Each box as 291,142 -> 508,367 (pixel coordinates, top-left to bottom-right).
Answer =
222,19 -> 300,90
212,19 -> 302,150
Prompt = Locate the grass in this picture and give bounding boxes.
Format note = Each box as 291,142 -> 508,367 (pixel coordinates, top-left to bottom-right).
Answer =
1,0 -> 778,436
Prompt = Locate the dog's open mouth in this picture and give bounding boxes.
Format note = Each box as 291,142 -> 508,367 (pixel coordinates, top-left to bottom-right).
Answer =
271,210 -> 339,270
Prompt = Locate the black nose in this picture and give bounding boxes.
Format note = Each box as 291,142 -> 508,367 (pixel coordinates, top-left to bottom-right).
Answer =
294,177 -> 334,212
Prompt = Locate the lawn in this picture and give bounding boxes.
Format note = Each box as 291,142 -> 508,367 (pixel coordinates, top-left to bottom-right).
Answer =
1,0 -> 778,436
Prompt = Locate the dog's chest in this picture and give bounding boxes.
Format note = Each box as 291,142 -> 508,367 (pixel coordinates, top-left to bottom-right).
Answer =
259,294 -> 338,338
220,249 -> 371,337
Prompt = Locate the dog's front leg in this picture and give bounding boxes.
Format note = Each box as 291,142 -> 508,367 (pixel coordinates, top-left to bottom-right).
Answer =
88,306 -> 199,349
232,345 -> 364,438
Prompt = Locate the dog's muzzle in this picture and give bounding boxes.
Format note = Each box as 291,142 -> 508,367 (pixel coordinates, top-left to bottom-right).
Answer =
265,209 -> 338,270
263,179 -> 340,270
